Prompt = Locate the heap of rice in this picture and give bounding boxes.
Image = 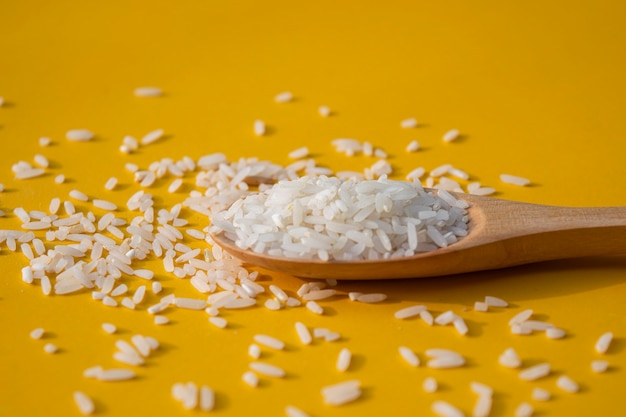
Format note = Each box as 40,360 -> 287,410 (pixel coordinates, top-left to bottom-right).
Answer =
210,175 -> 470,261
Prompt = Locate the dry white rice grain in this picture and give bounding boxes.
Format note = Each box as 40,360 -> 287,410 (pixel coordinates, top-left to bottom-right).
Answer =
121,298 -> 136,310
318,105 -> 331,117
97,369 -> 135,381
66,129 -> 94,141
69,190 -> 89,202
104,177 -> 118,191
595,331 -> 613,354
398,346 -> 419,367
55,174 -> 65,184
355,293 -> 387,303
154,315 -> 169,325
152,281 -> 162,294
43,343 -> 58,354
422,377 -> 438,393
15,167 -> 45,180
248,343 -> 261,359
509,309 -> 533,326
453,317 -> 469,336
427,356 -> 465,369
515,402 -> 534,417
242,371 -> 259,387
39,137 -> 51,146
431,400 -> 464,417
484,296 -> 508,307
473,395 -> 492,417
174,297 -> 207,310
400,117 -> 418,128
249,361 -> 286,378
253,334 -> 285,350
336,348 -> 352,372
406,140 -> 420,152
420,310 -> 434,326
21,266 -> 34,284
295,322 -> 312,345
134,269 -> 154,280
102,323 -> 117,334
306,300 -> 324,315
498,348 -> 521,368
500,174 -> 531,187
394,305 -> 426,319
141,129 -> 164,145
93,199 -> 117,211
442,129 -> 460,143
199,385 -> 214,411
263,298 -> 282,311
435,310 -> 457,326
34,154 -> 49,168
531,387 -> 551,401
30,327 -> 45,339
111,284 -> 128,297
285,405 -> 310,417
288,146 -> 309,159
134,86 -> 163,97
470,381 -> 493,398
321,380 -> 361,406
275,91 -> 293,103
302,289 -> 337,301
546,328 -> 566,339
73,391 -> 95,415
41,276 -> 52,295
474,301 -> 488,312
591,360 -> 609,373
102,296 -> 118,307
519,363 -> 550,381
269,285 -> 289,302
253,119 -> 266,136
168,178 -> 183,193
556,375 -> 579,393
132,285 -> 146,305
83,366 -> 103,379
209,316 -> 227,328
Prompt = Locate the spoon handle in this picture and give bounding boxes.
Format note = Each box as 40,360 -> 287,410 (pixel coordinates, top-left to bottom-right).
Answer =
476,200 -> 626,267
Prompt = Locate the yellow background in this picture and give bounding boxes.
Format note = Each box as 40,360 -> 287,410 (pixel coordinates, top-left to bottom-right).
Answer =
1,1 -> 625,416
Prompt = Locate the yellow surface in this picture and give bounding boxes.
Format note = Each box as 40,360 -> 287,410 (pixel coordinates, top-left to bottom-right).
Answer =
1,1 -> 625,416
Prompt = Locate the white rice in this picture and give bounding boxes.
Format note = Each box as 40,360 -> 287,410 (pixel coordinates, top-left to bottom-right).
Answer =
249,361 -> 286,378
209,316 -> 227,328
285,405 -> 310,417
199,386 -> 215,411
546,328 -> 566,339
422,377 -> 438,393
168,178 -> 183,193
595,331 -> 613,354
253,120 -> 266,136
242,371 -> 259,387
442,129 -> 460,143
556,375 -> 579,393
39,137 -> 51,146
519,363 -> 550,381
394,305 -> 426,319
69,190 -> 89,202
400,117 -> 418,128
102,323 -> 117,334
66,129 -> 94,141
514,402 -> 534,417
174,297 -> 207,310
321,380 -> 361,406
305,300 -> 324,315
141,129 -> 164,145
509,309 -> 533,326
473,301 -> 488,312
55,174 -> 65,184
253,334 -> 285,350
484,296 -> 508,307
398,346 -> 419,367
406,140 -> 420,152
355,293 -> 387,303
498,348 -> 521,368
34,154 -> 49,168
288,147 -> 309,159
318,105 -> 331,117
531,387 -> 551,401
154,315 -> 169,325
248,343 -> 261,359
431,400 -> 464,417
500,174 -> 531,186
275,91 -> 293,103
73,391 -> 95,415
295,322 -> 312,345
43,343 -> 58,353
473,395 -> 492,417
336,348 -> 352,372
591,360 -> 609,373
30,327 -> 44,339
134,86 -> 163,97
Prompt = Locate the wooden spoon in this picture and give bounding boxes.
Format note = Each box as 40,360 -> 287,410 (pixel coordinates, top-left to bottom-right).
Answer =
210,193 -> 626,279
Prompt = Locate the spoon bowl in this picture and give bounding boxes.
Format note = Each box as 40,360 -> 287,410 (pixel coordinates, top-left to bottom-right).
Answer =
211,193 -> 626,279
